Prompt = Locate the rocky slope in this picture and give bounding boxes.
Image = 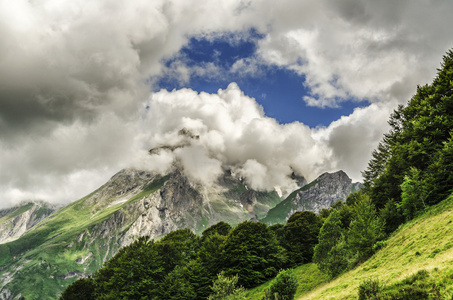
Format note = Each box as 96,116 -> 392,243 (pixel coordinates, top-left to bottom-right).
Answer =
0,202 -> 55,244
0,168 -> 359,299
262,170 -> 362,224
0,168 -> 284,299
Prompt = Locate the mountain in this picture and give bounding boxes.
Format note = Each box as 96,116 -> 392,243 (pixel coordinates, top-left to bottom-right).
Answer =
0,168 -> 283,299
243,192 -> 453,299
0,168 -> 357,299
0,202 -> 55,244
262,170 -> 362,224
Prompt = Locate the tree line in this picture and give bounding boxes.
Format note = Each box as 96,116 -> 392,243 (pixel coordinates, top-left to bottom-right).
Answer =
61,49 -> 453,299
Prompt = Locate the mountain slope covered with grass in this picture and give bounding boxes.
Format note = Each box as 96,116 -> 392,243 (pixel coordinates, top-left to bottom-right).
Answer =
243,191 -> 453,299
0,168 -> 287,299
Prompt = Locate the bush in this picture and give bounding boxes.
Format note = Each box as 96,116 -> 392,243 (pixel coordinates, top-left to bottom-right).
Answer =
264,269 -> 299,300
358,279 -> 382,300
59,277 -> 95,300
208,272 -> 245,300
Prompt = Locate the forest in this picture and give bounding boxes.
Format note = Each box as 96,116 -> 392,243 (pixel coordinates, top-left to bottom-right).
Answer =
61,49 -> 453,300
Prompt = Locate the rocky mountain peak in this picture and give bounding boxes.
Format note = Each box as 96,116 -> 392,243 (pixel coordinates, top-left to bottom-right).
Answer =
262,170 -> 361,224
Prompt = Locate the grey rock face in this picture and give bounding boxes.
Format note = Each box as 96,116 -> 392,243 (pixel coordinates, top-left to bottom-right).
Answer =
289,170 -> 357,215
0,202 -> 55,244
262,170 -> 362,224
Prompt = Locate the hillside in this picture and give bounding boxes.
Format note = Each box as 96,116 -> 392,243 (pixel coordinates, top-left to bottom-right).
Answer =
0,168 -> 284,299
0,202 -> 55,244
245,192 -> 453,299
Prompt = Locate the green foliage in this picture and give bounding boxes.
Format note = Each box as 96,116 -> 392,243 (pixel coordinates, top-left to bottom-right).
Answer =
159,265 -> 197,300
281,211 -> 322,267
93,236 -> 164,299
208,272 -> 246,300
355,270 -> 448,300
363,49 -> 453,225
265,269 -> 299,300
59,277 -> 95,300
221,221 -> 285,288
399,168 -> 428,220
348,194 -> 385,265
379,199 -> 405,234
268,223 -> 284,243
201,221 -> 232,240
158,228 -> 200,270
357,279 -> 382,300
313,210 -> 348,278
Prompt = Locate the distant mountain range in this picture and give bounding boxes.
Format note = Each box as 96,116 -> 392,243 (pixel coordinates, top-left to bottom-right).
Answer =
0,168 -> 359,299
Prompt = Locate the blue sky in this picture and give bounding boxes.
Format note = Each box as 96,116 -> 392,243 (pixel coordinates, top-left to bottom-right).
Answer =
156,35 -> 365,127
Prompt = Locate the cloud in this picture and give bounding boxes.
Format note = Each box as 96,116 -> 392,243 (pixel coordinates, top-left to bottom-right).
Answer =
251,0 -> 453,108
139,83 -> 334,191
1,0 -> 453,209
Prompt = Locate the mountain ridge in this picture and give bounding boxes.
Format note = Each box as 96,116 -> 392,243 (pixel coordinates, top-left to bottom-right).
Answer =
262,170 -> 362,224
0,168 -> 357,299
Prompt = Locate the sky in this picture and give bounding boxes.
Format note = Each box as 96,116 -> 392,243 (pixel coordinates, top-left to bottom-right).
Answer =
1,0 -> 453,209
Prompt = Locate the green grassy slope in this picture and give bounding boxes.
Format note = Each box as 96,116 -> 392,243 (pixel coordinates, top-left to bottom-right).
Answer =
0,203 -> 35,225
247,193 -> 453,299
0,175 -> 168,299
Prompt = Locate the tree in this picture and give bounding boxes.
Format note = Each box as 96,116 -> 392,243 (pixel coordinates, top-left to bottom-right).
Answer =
281,211 -> 322,267
158,265 -> 197,300
201,221 -> 232,240
155,228 -> 200,278
221,221 -> 285,288
59,277 -> 95,300
348,195 -> 385,265
363,49 -> 453,217
94,237 -> 164,299
208,272 -> 245,300
313,210 -> 348,278
399,168 -> 427,220
265,269 -> 299,300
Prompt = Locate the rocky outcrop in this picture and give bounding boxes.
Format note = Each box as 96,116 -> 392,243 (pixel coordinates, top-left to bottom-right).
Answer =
289,170 -> 360,214
0,202 -> 55,244
262,170 -> 362,224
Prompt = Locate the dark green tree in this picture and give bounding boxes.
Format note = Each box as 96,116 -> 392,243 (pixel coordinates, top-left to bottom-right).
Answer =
221,221 -> 285,288
399,168 -> 427,220
265,269 -> 299,300
201,221 -> 232,240
158,228 -> 199,268
281,211 -> 322,267
158,265 -> 197,300
362,49 -> 453,229
313,210 -> 348,278
59,277 -> 95,300
94,237 -> 164,299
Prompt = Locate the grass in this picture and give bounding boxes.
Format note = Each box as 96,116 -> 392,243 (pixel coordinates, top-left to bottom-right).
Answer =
301,193 -> 453,299
0,203 -> 34,225
0,174 -> 169,299
244,264 -> 329,299
246,192 -> 453,300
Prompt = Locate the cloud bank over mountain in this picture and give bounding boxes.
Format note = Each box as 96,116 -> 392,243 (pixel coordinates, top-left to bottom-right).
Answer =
1,0 -> 452,208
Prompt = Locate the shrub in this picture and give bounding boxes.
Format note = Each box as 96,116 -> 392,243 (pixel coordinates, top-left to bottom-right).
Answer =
264,269 -> 299,300
208,272 -> 245,300
357,279 -> 382,300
